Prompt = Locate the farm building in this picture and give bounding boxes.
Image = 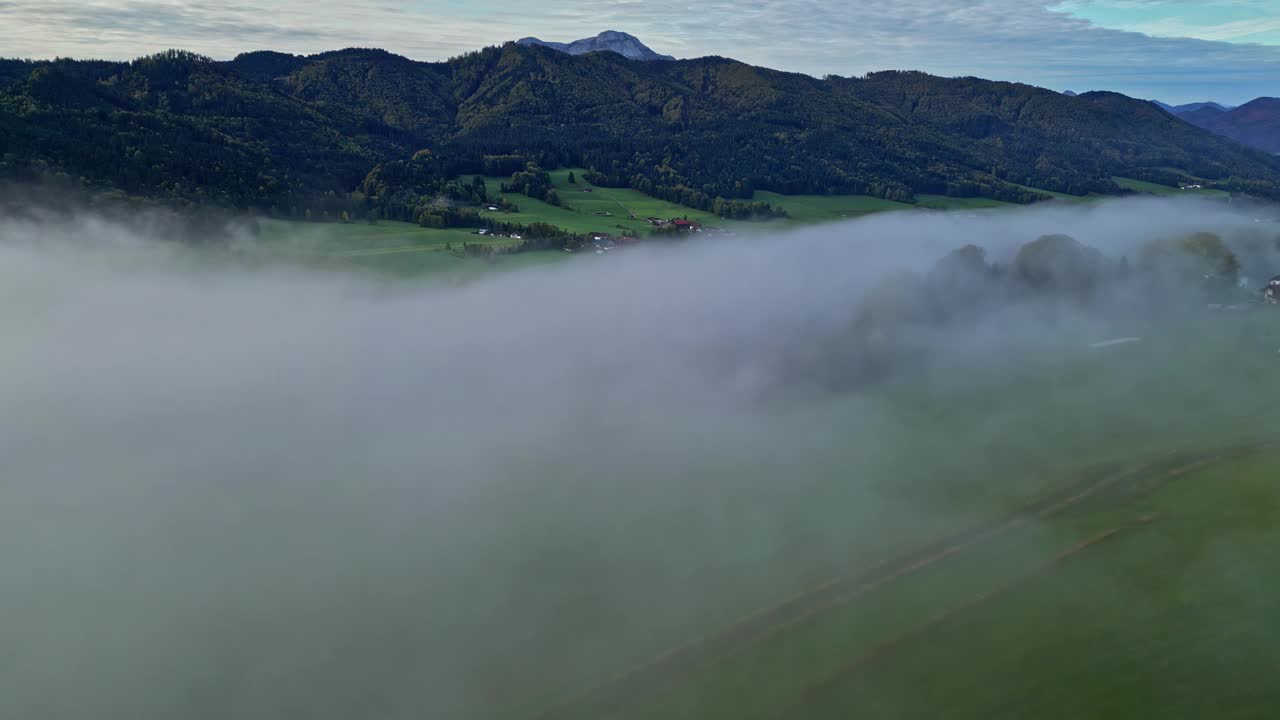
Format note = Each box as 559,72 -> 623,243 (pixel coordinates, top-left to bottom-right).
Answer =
1264,276 -> 1280,304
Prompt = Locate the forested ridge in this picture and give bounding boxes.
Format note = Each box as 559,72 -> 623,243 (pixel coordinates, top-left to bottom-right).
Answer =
4,43 -> 1280,218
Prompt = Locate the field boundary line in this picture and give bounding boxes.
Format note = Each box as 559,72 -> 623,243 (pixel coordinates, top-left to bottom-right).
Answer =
768,518 -> 1155,719
531,439 -> 1273,720
531,464 -> 1142,719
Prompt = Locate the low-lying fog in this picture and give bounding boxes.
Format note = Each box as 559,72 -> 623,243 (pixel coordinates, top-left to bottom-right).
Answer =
3,196 -> 1278,719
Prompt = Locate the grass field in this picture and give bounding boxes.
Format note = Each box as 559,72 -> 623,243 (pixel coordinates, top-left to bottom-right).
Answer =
1114,176 -> 1231,198
915,194 -> 1018,210
247,172 -> 1243,281
1008,182 -> 1098,202
16,212 -> 1280,719
477,309 -> 1280,720
485,169 -> 1050,230
249,218 -> 559,277
751,192 -> 916,222
480,169 -> 732,236
549,442 -> 1280,720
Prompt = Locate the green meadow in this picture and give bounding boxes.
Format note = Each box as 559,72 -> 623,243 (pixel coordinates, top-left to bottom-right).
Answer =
248,218 -> 559,277
247,172 -> 1251,283
751,192 -> 916,222
479,168 -> 731,236
505,309 -> 1280,720
1113,176 -> 1231,198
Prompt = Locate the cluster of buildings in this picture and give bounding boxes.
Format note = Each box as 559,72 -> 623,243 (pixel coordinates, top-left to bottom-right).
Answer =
475,228 -> 522,239
646,217 -> 703,232
581,233 -> 640,253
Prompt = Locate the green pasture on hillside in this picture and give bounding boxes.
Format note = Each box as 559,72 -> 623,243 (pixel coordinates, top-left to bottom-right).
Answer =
479,169 -> 731,237
1113,176 -> 1231,198
249,218 -> 560,277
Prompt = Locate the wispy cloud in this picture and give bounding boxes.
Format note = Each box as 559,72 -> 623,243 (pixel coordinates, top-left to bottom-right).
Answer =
2,0 -> 1278,103
1128,16 -> 1280,43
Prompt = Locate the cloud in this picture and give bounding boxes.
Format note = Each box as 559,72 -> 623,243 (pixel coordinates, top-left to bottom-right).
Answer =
1128,16 -> 1280,43
2,0 -> 1279,102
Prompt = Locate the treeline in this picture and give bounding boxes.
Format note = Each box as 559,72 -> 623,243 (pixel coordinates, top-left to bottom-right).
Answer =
501,164 -> 560,205
0,176 -> 258,243
803,229 -> 1277,388
582,170 -> 786,219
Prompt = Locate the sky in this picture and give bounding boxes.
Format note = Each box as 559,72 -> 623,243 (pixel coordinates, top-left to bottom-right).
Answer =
0,0 -> 1277,104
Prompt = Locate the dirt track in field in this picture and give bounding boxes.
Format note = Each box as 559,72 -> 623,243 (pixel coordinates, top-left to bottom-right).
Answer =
532,440 -> 1271,720
767,519 -> 1150,718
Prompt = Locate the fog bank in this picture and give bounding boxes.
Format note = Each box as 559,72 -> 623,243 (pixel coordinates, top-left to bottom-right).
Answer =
2,196 -> 1278,719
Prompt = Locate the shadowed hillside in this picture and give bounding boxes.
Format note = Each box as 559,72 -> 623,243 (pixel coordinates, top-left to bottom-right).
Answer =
3,44 -> 1280,212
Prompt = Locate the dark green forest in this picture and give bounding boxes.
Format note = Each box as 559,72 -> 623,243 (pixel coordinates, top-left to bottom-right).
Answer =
4,43 -> 1280,220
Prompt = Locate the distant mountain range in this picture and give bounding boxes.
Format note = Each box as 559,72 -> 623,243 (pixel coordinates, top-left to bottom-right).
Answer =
516,31 -> 675,62
1172,98 -> 1280,155
3,37 -> 1280,215
1153,100 -> 1234,115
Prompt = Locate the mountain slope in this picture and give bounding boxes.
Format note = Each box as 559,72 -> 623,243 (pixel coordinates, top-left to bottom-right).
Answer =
1153,100 -> 1233,116
1199,98 -> 1280,154
3,44 -> 1279,211
1179,105 -> 1227,128
517,31 -> 675,61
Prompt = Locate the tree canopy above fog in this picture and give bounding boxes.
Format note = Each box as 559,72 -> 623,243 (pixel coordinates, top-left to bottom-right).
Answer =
802,229 -> 1273,388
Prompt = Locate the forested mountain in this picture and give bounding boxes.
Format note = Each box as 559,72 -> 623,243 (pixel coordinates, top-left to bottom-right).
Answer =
4,42 -> 1280,217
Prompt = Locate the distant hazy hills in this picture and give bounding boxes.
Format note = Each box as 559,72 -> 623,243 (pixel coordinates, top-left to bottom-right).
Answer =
1152,98 -> 1279,155
517,31 -> 675,62
1153,100 -> 1234,115
1180,99 -> 1280,155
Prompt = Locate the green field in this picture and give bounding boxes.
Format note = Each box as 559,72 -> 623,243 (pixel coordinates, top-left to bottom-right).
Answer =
1007,182 -> 1099,202
1114,176 -> 1231,198
249,218 -> 557,277
13,215 -> 1280,719
480,169 -> 732,236
247,172 -> 1244,281
249,171 -> 1238,276
789,449 -> 1280,720
484,310 -> 1280,720
915,194 -> 1018,210
751,192 -> 916,222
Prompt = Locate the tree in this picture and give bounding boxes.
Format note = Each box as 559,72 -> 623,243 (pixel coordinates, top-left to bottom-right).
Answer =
567,171 -> 576,184
1138,231 -> 1240,296
928,244 -> 1000,316
1014,234 -> 1110,295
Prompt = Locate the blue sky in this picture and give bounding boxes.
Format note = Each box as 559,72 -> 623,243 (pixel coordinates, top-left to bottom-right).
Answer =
1053,0 -> 1280,46
1,1 -> 1277,104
